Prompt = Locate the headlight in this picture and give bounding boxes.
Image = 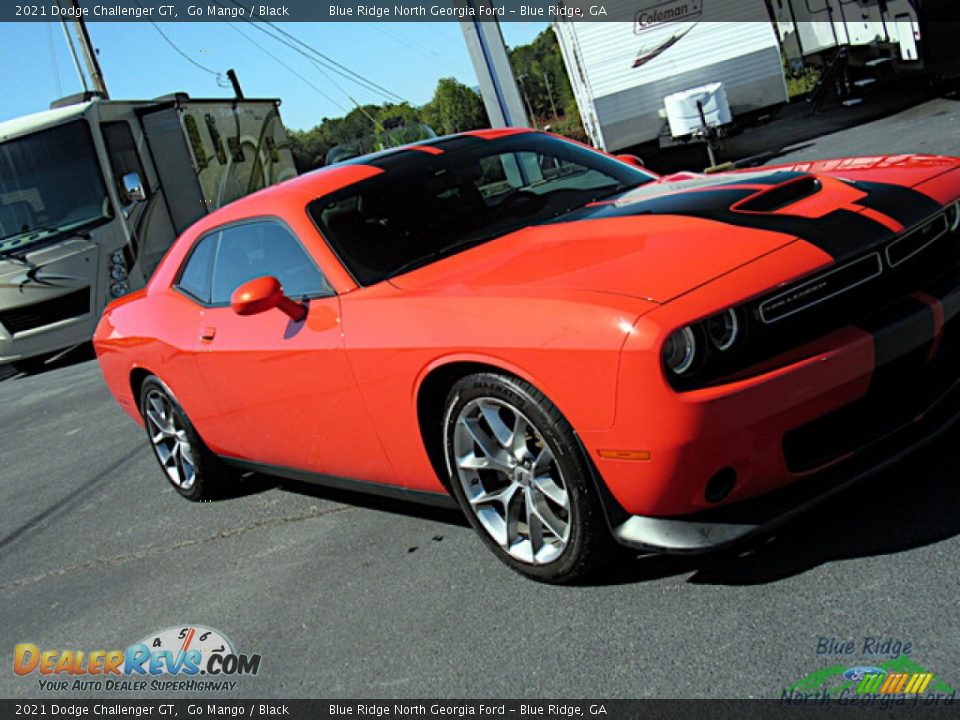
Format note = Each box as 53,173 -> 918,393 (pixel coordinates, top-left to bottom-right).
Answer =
947,202 -> 960,232
110,250 -> 125,266
109,264 -> 128,281
663,326 -> 698,375
706,308 -> 741,351
110,281 -> 130,298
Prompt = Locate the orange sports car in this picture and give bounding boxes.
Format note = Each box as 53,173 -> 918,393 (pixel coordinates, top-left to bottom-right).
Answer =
95,129 -> 960,582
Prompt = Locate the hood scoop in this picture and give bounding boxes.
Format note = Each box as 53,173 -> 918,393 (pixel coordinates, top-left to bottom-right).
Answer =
732,175 -> 822,213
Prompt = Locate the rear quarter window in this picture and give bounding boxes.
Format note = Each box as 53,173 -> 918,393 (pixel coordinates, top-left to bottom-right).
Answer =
176,232 -> 217,303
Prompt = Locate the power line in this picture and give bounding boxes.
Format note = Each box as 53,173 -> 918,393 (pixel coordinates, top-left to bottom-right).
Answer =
371,23 -> 471,75
211,10 -> 388,129
226,0 -> 406,103
45,21 -> 62,97
144,18 -> 224,80
247,22 -> 373,105
227,22 -> 349,115
261,18 -> 406,102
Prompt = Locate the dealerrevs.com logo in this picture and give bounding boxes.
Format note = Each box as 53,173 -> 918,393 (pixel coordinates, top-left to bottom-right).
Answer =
14,625 -> 261,692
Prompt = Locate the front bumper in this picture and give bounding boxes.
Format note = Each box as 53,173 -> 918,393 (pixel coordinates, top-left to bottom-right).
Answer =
609,376 -> 960,552
582,260 -> 960,545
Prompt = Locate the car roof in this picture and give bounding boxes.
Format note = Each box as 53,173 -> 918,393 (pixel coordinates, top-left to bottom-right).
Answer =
187,127 -> 538,235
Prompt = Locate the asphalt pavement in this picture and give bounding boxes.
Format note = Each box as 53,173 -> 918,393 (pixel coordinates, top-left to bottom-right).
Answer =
3,96 -> 960,700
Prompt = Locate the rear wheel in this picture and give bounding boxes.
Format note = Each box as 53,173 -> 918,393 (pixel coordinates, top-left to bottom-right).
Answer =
443,372 -> 613,583
139,376 -> 236,501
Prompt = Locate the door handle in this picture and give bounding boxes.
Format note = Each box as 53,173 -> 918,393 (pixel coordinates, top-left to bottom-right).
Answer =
199,326 -> 217,341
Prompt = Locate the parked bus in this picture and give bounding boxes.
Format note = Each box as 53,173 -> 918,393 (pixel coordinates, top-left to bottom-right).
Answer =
0,92 -> 297,371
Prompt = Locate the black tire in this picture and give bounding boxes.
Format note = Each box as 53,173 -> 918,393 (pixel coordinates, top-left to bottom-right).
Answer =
443,372 -> 614,583
139,376 -> 237,501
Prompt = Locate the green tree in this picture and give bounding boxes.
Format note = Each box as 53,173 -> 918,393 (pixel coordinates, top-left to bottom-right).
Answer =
422,78 -> 488,135
287,27 -> 589,172
508,28 -> 586,140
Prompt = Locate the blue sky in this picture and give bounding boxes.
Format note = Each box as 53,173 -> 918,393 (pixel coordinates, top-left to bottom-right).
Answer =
0,21 -> 549,130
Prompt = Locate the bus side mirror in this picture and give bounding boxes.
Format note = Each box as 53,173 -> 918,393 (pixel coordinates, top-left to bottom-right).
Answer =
122,173 -> 146,203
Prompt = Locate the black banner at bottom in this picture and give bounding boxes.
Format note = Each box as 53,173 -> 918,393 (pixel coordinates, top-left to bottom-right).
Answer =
3,699 -> 960,720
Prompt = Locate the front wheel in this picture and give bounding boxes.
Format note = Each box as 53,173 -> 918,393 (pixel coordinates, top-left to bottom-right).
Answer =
443,373 -> 613,583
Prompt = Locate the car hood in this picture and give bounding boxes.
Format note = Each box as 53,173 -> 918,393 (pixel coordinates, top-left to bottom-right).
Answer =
390,160 -> 956,302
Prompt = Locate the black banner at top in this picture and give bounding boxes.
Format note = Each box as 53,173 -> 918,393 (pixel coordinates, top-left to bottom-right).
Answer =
5,0 -> 960,22
3,0 -> 935,23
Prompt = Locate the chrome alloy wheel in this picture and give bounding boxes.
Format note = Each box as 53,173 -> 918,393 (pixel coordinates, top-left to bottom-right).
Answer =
451,398 -> 571,565
144,389 -> 197,490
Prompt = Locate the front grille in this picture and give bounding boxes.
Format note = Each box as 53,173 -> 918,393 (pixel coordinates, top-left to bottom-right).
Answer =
0,288 -> 90,334
886,214 -> 949,267
759,253 -> 883,323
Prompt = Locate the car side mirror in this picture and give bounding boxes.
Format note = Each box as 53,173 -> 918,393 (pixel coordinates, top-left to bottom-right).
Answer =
615,154 -> 645,168
122,172 -> 147,203
230,276 -> 306,322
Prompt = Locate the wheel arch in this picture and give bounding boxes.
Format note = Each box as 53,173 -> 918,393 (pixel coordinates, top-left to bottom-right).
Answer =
130,366 -> 154,416
415,358 -> 539,492
415,356 -> 631,536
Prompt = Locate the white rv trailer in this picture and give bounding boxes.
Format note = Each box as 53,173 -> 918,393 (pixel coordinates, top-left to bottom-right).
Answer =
770,0 -> 921,65
0,94 -> 297,369
554,0 -> 789,152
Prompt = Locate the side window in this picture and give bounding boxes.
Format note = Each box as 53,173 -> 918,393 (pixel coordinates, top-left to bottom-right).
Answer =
102,122 -> 147,205
176,232 -> 218,303
209,221 -> 332,305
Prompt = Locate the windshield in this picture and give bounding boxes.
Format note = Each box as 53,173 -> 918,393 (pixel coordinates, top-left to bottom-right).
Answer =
0,119 -> 110,252
308,133 -> 655,285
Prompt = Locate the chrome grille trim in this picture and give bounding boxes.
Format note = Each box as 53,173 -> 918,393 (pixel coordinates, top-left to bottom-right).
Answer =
885,214 -> 949,268
759,253 -> 884,324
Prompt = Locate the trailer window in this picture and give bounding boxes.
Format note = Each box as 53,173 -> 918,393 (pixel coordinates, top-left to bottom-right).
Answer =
102,122 -> 147,205
0,120 -> 109,251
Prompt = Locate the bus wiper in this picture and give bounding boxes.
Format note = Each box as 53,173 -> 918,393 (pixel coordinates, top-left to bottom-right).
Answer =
23,225 -> 93,243
0,246 -> 29,264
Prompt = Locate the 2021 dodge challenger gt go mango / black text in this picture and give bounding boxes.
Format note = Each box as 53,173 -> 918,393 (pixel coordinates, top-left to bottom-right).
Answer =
94,129 -> 960,582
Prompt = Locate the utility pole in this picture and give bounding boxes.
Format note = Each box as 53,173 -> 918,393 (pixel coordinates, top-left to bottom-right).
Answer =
516,73 -> 536,122
67,0 -> 109,98
457,0 -> 529,129
542,71 -> 559,120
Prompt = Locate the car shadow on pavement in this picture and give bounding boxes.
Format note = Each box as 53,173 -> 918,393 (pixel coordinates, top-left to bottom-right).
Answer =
269,475 -> 470,528
591,427 -> 960,588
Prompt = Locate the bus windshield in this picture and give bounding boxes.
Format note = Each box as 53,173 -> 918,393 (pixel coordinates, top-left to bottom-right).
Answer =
0,119 -> 110,253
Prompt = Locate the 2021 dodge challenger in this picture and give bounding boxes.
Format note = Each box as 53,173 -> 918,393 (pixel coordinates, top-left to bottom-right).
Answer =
95,129 -> 960,582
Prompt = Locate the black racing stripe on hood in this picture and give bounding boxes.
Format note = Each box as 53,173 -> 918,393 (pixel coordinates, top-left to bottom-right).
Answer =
848,180 -> 943,229
558,177 -> 944,263
561,187 -> 891,262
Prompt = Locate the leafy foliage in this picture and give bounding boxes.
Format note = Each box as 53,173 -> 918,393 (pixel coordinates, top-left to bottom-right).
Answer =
288,28 -> 587,172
